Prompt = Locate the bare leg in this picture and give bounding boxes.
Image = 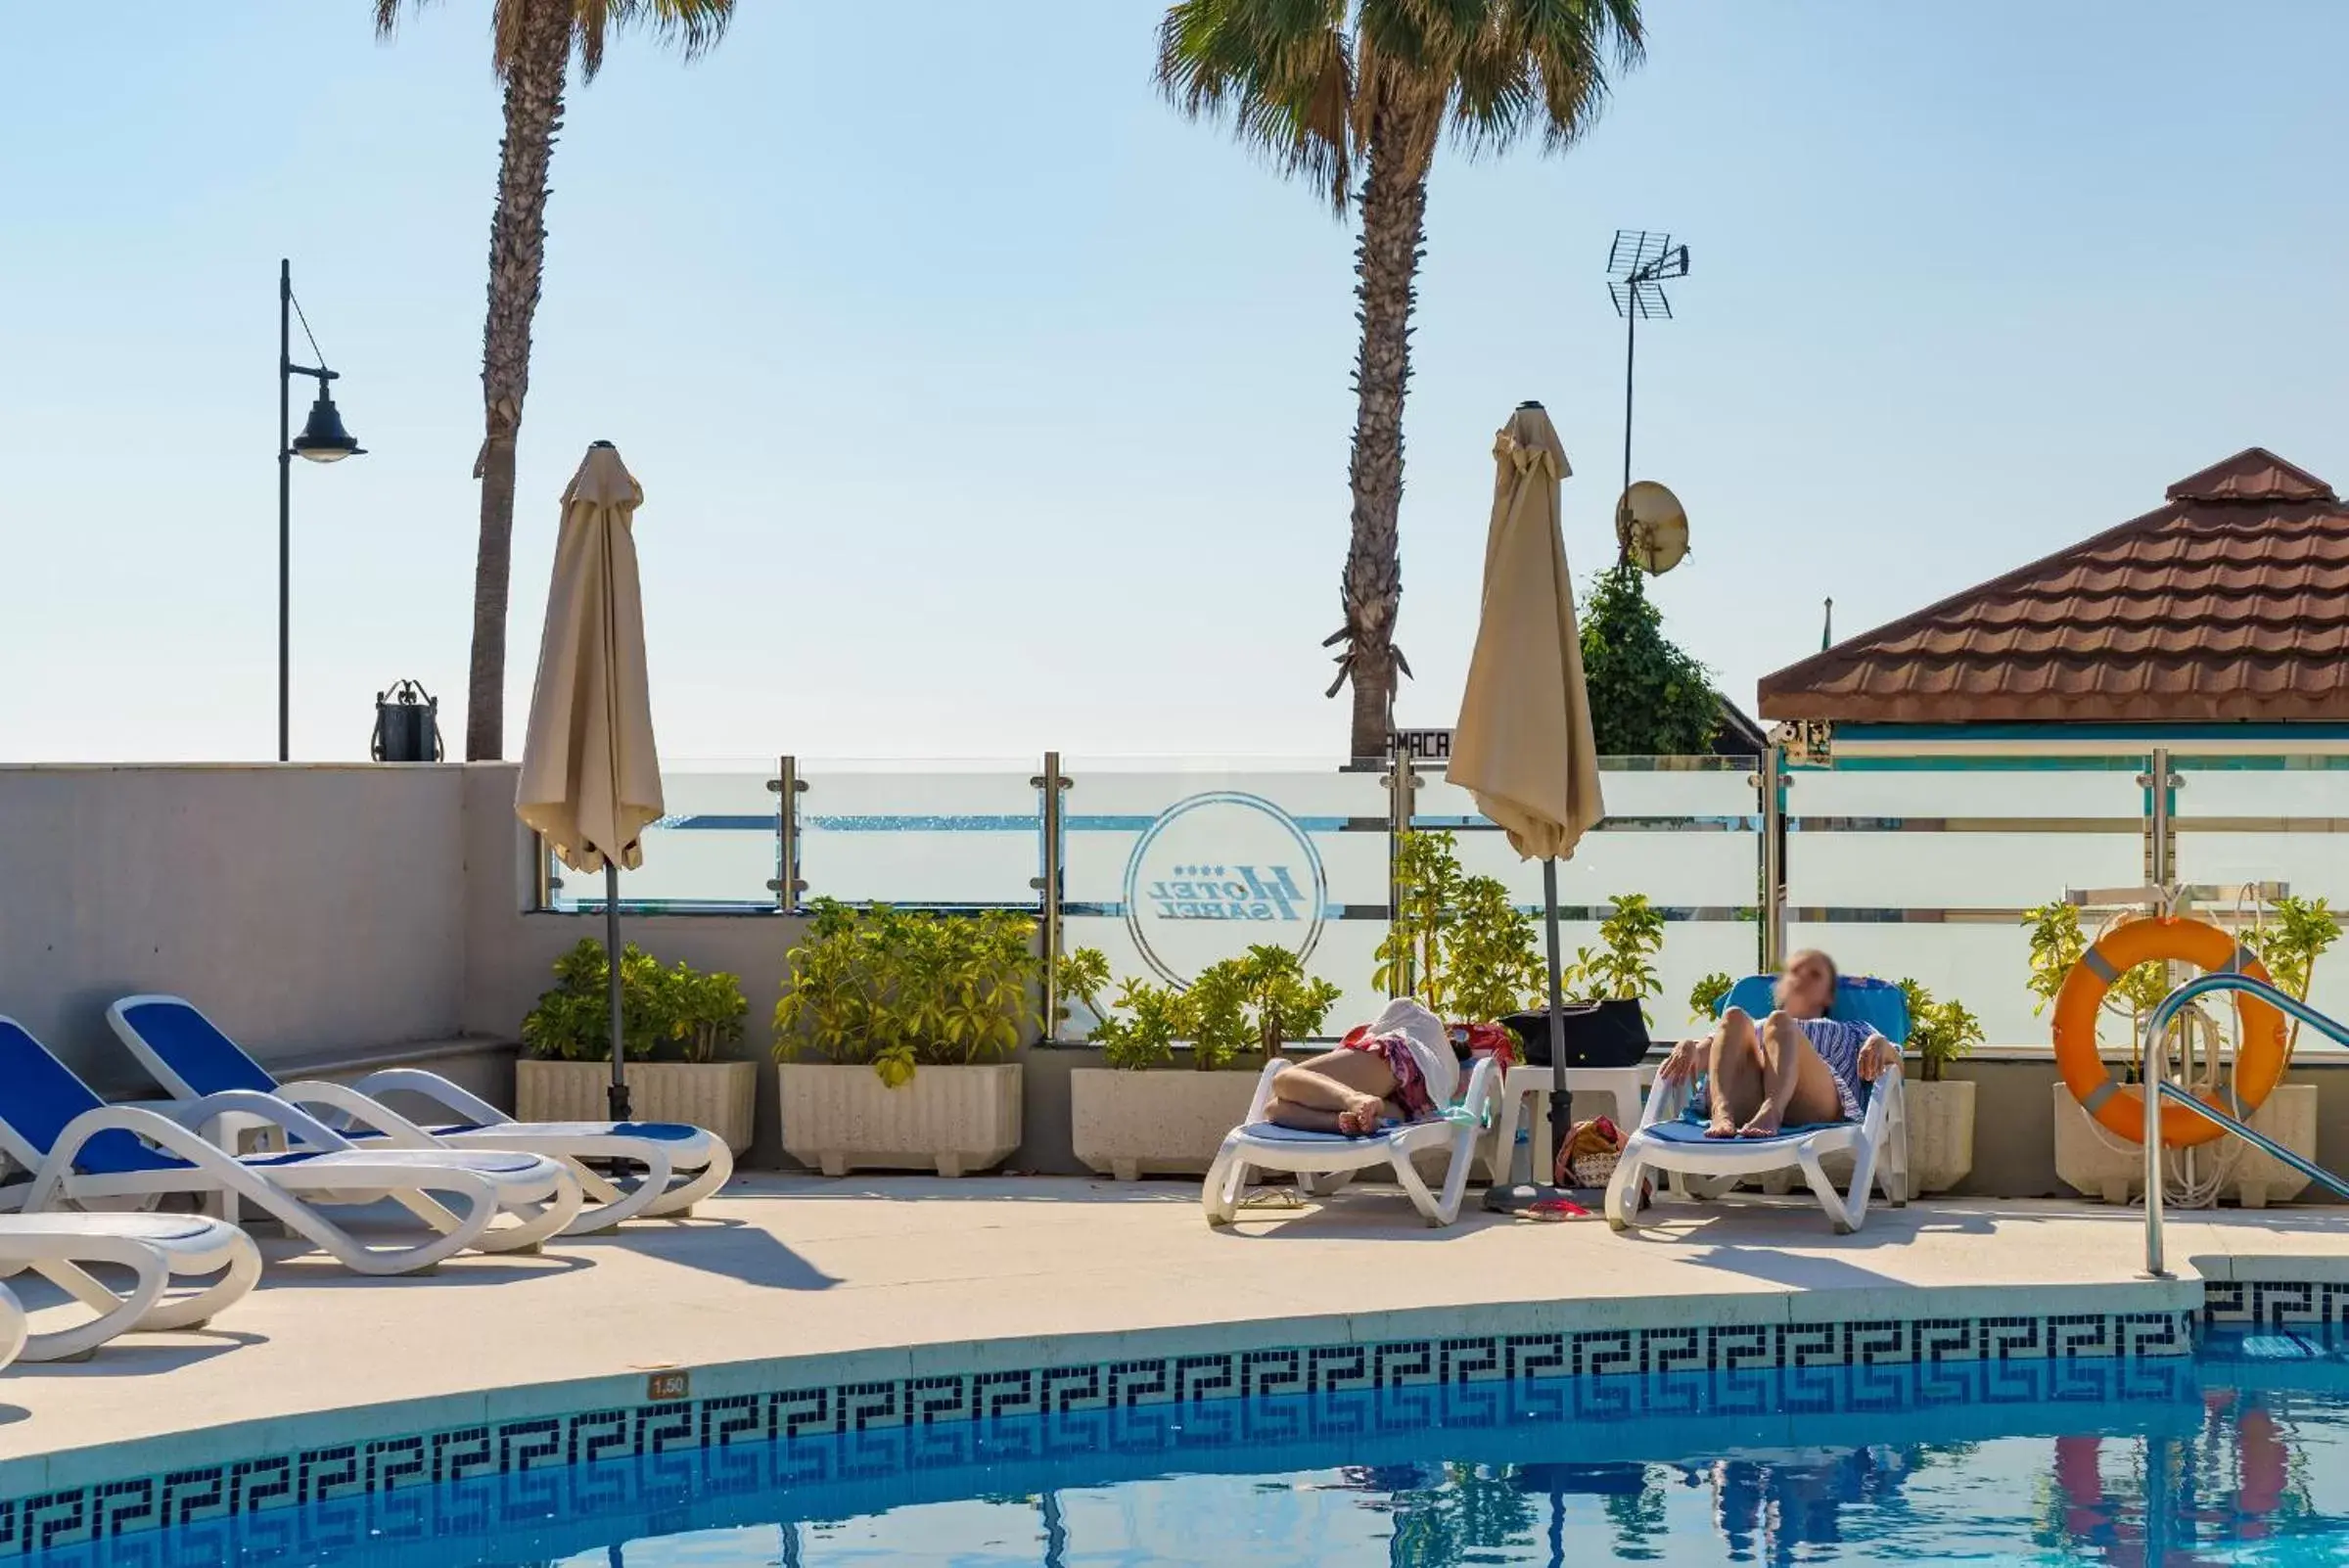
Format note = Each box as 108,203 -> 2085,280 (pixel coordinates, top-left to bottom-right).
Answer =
1706,1008 -> 1763,1137
1742,1013 -> 1846,1135
1265,1050 -> 1399,1136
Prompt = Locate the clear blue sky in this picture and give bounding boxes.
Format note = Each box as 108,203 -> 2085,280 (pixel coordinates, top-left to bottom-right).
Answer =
5,3 -> 2345,764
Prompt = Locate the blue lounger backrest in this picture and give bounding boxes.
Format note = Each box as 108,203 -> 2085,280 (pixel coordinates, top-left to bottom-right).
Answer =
115,998 -> 278,1095
0,1017 -> 165,1175
1716,974 -> 1911,1045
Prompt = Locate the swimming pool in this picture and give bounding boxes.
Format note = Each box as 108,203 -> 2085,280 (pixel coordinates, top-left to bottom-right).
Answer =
23,1330 -> 2349,1566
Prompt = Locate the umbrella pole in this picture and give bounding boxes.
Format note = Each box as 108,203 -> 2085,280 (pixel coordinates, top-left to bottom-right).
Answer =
606,862 -> 631,1121
1543,855 -> 1567,1165
1485,858 -> 1574,1213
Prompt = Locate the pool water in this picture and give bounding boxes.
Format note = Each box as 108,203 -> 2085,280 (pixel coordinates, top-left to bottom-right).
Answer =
34,1337 -> 2349,1566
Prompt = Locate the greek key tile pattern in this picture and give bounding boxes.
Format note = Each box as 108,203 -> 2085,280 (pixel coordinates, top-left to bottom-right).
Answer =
2201,1280 -> 2349,1331
0,1306 -> 2198,1558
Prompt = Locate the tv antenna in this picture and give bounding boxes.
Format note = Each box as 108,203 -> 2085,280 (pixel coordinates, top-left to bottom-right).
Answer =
1606,230 -> 1690,565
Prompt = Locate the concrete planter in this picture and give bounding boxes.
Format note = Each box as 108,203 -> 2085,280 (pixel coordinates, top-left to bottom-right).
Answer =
516,1059 -> 759,1156
2053,1082 -> 2317,1206
1906,1079 -> 1976,1195
1071,1068 -> 1262,1180
780,1062 -> 1022,1177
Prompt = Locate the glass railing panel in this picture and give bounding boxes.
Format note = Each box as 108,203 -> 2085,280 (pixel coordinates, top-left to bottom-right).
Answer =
796,760 -> 1044,908
1787,918 -> 2045,1047
1411,758 -> 1761,910
1408,757 -> 1764,1035
1785,760 -> 2149,1044
1058,759 -> 1388,1039
547,762 -> 779,910
2176,758 -> 2349,1038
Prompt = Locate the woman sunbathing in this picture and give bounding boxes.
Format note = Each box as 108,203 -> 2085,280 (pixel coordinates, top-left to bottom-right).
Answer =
1657,949 -> 1897,1137
1263,998 -> 1455,1136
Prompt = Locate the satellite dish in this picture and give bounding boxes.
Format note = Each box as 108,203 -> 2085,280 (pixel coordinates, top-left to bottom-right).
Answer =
1616,480 -> 1689,575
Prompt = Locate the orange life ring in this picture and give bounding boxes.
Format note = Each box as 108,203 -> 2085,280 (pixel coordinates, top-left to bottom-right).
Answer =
2051,915 -> 2286,1147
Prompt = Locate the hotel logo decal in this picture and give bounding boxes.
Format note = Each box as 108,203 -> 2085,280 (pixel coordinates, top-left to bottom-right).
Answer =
1122,791 -> 1327,986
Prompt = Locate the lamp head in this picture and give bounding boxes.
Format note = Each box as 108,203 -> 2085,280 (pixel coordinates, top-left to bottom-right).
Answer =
292,387 -> 362,463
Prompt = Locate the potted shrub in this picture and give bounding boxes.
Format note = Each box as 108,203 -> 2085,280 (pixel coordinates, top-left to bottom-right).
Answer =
2034,897 -> 2336,1206
517,939 -> 757,1154
772,900 -> 1038,1176
1067,945 -> 1343,1180
1895,978 -> 1984,1194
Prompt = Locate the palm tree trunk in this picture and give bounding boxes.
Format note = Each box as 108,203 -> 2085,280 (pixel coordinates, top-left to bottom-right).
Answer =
465,0 -> 571,761
1337,134 -> 1430,762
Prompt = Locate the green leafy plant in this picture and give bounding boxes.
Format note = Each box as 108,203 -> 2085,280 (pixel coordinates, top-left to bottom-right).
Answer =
1052,945 -> 1113,1041
1896,977 -> 1984,1084
1373,831 -> 1543,1022
1090,976 -> 1188,1071
773,900 -> 1040,1086
1376,831 -> 1466,1013
1073,945 -> 1343,1072
1560,893 -> 1667,1022
519,939 -> 745,1064
1580,564 -> 1723,756
1687,970 -> 1733,1025
1445,879 -> 1546,1027
2243,894 -> 2341,1063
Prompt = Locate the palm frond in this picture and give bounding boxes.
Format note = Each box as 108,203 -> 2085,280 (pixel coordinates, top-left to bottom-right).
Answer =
606,0 -> 737,67
1380,0 -> 1645,159
1157,0 -> 1357,213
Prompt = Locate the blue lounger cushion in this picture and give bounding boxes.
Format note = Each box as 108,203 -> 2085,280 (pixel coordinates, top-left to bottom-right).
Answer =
1237,1122 -> 1400,1144
1646,1118 -> 1843,1146
1715,974 -> 1911,1045
114,998 -> 707,1143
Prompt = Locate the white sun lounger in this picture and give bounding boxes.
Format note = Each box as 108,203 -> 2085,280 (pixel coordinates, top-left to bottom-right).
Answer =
0,1213 -> 260,1361
0,1286 -> 24,1372
1603,977 -> 1911,1234
109,996 -> 730,1233
1202,1055 -> 1500,1228
0,1017 -> 582,1274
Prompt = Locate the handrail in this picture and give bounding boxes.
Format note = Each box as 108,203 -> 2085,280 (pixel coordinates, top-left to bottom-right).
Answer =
2140,972 -> 2349,1276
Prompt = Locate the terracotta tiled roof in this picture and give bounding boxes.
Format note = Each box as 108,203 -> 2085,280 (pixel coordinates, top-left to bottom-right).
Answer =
1758,448 -> 2349,723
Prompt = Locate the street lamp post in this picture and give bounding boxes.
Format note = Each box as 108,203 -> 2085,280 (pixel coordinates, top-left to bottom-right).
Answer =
278,258 -> 363,761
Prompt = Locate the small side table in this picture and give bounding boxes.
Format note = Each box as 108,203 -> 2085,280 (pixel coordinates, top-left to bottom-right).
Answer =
1485,1062 -> 1657,1184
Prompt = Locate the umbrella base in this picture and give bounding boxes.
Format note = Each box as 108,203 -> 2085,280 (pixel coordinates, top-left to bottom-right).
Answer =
1482,1182 -> 1578,1214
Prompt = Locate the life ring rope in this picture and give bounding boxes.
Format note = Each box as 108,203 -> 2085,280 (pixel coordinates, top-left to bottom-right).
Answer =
2052,915 -> 2287,1149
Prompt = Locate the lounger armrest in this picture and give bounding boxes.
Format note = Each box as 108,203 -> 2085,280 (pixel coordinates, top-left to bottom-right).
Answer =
1456,1056 -> 1499,1125
156,1089 -> 355,1152
1861,1054 -> 1904,1134
272,1081 -> 445,1149
33,1104 -> 270,1196
1639,1071 -> 1691,1131
1242,1058 -> 1289,1125
346,1069 -> 512,1129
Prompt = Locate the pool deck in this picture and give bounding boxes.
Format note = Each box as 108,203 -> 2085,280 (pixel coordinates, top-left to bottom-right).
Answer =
5,1176 -> 2349,1491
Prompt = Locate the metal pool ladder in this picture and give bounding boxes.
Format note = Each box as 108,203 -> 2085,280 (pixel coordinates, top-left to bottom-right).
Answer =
2141,972 -> 2349,1276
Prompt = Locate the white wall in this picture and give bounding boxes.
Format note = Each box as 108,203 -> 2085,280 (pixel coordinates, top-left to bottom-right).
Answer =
0,764 -> 468,1094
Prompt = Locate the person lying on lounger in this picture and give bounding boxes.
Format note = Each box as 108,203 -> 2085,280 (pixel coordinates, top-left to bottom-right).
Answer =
1655,949 -> 1898,1138
1262,998 -> 1455,1136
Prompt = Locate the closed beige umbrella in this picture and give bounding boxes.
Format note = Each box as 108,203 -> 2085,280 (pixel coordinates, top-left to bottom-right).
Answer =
516,439 -> 665,1118
1449,401 -> 1605,1207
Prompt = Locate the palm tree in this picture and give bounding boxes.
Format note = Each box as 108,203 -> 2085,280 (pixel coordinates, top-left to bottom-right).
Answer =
375,0 -> 734,760
1157,0 -> 1643,760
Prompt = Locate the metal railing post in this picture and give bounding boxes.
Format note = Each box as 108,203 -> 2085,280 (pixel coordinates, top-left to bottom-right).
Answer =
2142,996 -> 2167,1277
532,833 -> 554,910
1384,748 -> 1418,997
2136,971 -> 2349,1276
1032,752 -> 1068,1038
766,755 -> 806,914
1759,745 -> 1786,972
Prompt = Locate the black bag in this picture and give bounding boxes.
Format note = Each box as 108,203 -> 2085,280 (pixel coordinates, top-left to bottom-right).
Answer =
1501,999 -> 1648,1069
